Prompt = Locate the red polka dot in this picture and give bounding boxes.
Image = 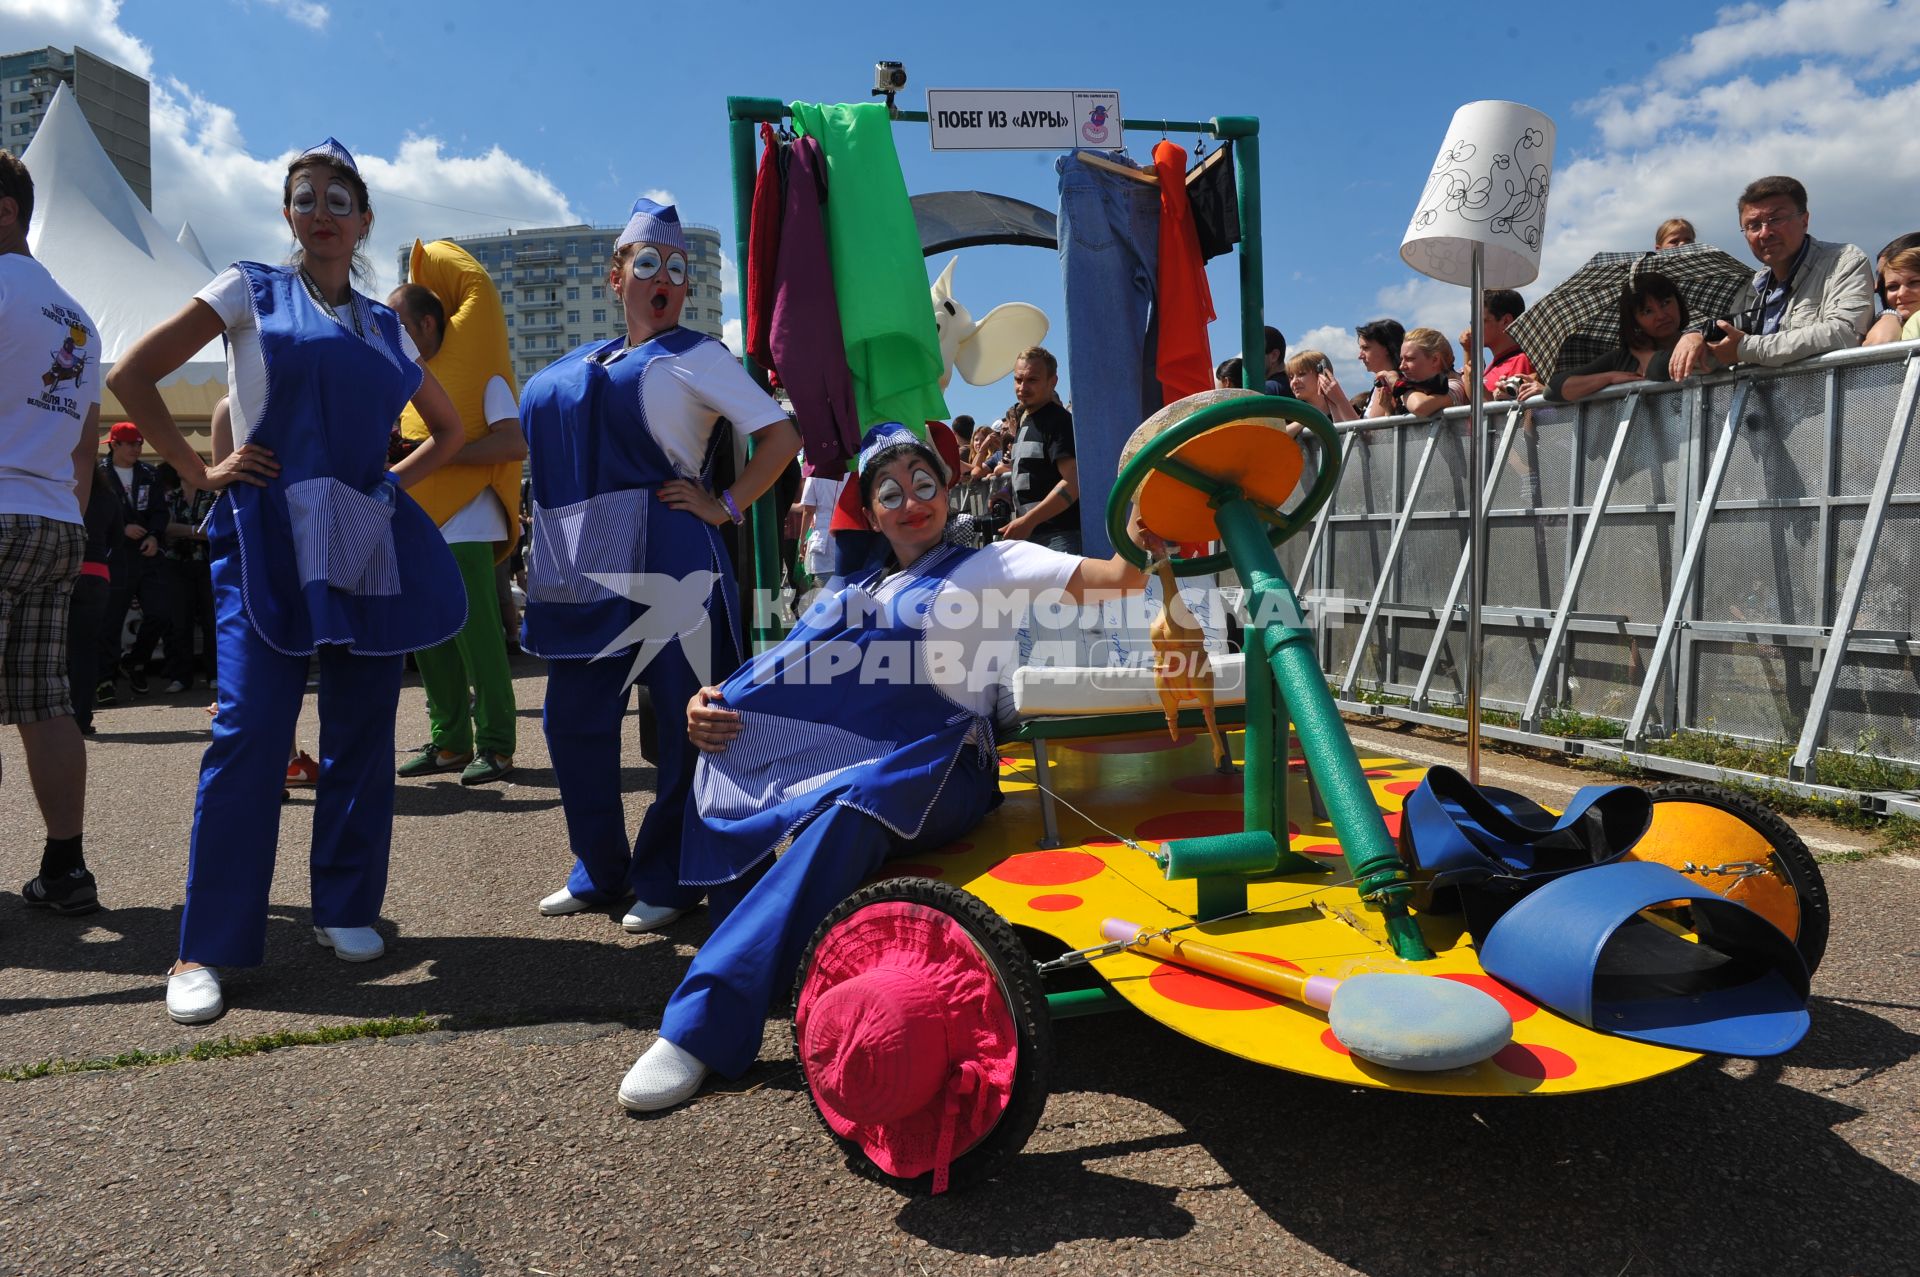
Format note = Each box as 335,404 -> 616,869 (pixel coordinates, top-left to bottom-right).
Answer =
988,850 -> 1103,886
1436,973 -> 1539,1021
1320,1027 -> 1351,1055
997,756 -> 1018,768
1135,809 -> 1244,843
1379,811 -> 1403,839
1364,769 -> 1396,779
1027,894 -> 1083,912
923,841 -> 973,857
1084,838 -> 1124,847
1384,779 -> 1420,797
1493,1042 -> 1577,1080
1067,734 -> 1195,754
1147,952 -> 1301,1011
1171,772 -> 1243,795
1297,842 -> 1345,858
872,863 -> 943,880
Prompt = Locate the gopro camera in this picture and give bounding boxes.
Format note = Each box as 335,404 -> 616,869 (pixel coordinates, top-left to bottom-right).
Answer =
873,61 -> 907,96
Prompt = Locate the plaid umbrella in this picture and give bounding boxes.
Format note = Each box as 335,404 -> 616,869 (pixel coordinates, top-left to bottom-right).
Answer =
1509,243 -> 1756,385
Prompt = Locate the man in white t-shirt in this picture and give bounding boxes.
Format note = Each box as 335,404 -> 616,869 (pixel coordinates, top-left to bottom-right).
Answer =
0,153 -> 104,916
388,269 -> 527,786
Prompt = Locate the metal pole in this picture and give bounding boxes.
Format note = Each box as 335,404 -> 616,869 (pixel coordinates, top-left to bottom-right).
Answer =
1466,244 -> 1486,782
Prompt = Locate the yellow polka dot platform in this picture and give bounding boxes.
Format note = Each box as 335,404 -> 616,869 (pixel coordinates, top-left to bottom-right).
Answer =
791,392 -> 1826,1193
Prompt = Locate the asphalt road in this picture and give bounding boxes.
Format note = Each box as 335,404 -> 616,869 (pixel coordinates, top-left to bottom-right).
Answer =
2,663 -> 1915,1276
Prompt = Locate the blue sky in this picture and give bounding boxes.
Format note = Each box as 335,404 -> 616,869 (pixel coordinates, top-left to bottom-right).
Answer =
9,0 -> 1920,425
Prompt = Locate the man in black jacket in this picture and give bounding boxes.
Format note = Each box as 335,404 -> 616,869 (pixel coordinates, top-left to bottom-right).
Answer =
94,422 -> 172,697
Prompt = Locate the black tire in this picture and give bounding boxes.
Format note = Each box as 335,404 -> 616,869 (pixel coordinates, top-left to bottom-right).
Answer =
790,878 -> 1051,1194
1644,782 -> 1830,975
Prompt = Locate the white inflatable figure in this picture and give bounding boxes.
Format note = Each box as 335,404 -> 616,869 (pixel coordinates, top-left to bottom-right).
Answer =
930,257 -> 1050,390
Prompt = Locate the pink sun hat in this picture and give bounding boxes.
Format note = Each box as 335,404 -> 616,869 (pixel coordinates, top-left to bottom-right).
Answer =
794,898 -> 1021,1193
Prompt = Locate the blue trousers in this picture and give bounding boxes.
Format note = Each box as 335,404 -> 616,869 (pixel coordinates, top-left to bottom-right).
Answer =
179,571 -> 404,967
543,638 -> 707,909
660,752 -> 997,1078
1057,151 -> 1160,559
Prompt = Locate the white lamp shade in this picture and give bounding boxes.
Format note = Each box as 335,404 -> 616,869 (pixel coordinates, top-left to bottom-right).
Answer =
1401,100 -> 1556,289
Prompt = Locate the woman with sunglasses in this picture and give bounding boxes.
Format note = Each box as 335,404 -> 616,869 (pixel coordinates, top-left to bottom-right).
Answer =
617,422 -> 1162,1113
521,198 -> 800,936
107,139 -> 468,1024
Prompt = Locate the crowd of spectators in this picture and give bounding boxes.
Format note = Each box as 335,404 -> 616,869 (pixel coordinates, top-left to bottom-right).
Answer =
1324,175 -> 1911,413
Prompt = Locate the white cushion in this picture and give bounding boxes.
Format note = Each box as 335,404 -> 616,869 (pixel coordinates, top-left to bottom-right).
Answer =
1012,652 -> 1246,717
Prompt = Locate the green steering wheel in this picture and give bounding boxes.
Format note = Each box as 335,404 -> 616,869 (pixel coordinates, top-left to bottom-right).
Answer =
1105,393 -> 1342,577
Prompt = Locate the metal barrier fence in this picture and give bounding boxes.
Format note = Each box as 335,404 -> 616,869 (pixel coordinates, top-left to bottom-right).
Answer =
1283,341 -> 1920,816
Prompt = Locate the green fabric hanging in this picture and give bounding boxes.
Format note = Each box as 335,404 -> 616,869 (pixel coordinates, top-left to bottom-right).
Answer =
789,100 -> 948,435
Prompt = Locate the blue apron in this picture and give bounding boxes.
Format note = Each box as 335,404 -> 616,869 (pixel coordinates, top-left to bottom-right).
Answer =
687,541 -> 1001,886
519,327 -> 742,662
213,262 -> 464,655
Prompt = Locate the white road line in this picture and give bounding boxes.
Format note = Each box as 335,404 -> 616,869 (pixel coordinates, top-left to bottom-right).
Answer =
1884,855 -> 1920,871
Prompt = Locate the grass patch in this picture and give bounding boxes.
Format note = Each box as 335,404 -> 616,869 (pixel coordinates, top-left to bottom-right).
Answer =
2,1013 -> 439,1083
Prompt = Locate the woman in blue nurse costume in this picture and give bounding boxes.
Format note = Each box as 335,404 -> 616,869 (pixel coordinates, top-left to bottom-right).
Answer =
616,423 -> 1162,1112
107,139 -> 468,1024
520,198 -> 800,932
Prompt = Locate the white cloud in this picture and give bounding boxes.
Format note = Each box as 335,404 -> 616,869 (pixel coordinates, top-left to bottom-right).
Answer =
1544,22 -> 1920,297
1652,0 -> 1920,85
640,187 -> 676,207
721,317 -> 743,355
0,0 -> 152,75
257,0 -> 329,30
146,80 -> 577,295
4,0 -> 577,295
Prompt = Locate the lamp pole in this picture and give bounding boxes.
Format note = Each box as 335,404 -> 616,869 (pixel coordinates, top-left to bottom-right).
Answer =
1466,242 -> 1485,783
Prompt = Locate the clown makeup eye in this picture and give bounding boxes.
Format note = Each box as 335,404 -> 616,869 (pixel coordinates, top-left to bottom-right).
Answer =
874,478 -> 906,510
910,467 -> 939,502
664,252 -> 687,286
290,178 -> 317,215
325,180 -> 356,217
630,247 -> 663,280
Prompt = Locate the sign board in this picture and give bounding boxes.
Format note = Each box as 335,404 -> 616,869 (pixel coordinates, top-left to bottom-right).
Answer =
926,89 -> 1124,152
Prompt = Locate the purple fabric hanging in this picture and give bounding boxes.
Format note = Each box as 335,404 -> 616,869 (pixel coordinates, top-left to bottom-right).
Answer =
769,136 -> 860,478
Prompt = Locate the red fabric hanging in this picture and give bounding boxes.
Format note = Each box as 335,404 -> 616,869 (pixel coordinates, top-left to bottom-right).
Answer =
1151,139 -> 1215,402
745,122 -> 784,375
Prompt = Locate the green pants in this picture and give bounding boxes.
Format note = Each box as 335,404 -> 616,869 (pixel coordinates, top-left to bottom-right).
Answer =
415,539 -> 516,756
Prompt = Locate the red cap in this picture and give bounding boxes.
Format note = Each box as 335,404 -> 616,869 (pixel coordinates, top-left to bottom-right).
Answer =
108,422 -> 142,445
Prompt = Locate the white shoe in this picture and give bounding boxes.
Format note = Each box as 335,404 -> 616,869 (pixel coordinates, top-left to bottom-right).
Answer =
618,1036 -> 709,1112
313,925 -> 385,962
621,900 -> 687,934
539,887 -> 600,916
166,966 -> 224,1024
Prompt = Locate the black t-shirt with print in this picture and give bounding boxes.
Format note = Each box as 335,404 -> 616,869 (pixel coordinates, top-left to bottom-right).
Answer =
1011,402 -> 1077,540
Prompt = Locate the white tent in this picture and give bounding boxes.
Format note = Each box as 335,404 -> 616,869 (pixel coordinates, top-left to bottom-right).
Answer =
22,85 -> 224,388
176,219 -> 214,272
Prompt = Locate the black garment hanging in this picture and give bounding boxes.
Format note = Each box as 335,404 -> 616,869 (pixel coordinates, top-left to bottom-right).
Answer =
1185,140 -> 1240,262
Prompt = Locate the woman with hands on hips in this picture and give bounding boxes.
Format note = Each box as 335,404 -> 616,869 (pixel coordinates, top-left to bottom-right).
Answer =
107,137 -> 467,1025
518,197 -> 800,937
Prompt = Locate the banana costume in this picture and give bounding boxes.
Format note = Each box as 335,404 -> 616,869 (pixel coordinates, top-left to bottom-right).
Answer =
396,239 -> 522,781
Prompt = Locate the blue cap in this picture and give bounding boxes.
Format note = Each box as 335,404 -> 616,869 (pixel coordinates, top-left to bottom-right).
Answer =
616,196 -> 689,251
855,422 -> 939,476
296,136 -> 358,173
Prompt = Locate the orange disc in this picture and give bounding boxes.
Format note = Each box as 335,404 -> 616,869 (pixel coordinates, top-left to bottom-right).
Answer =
1137,421 -> 1305,544
1626,800 -> 1801,940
